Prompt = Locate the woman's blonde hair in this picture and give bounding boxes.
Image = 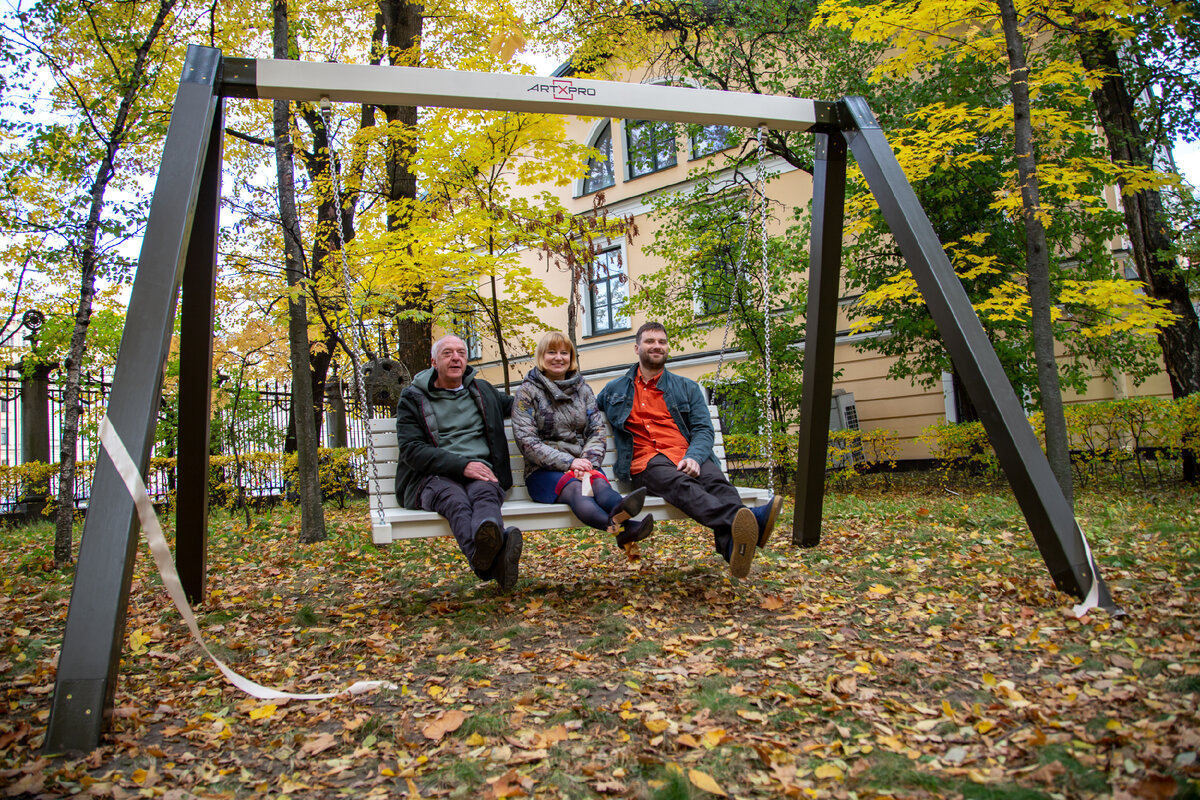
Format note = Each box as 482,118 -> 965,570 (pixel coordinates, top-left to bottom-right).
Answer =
535,331 -> 579,375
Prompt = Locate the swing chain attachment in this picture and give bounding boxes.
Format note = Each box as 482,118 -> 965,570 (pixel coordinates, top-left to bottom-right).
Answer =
318,97 -> 387,526
712,126 -> 776,494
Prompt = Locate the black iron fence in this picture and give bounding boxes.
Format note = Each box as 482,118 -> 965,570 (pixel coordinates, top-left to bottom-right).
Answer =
0,368 -> 388,516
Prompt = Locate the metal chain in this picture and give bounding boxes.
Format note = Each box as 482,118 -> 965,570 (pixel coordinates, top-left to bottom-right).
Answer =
711,127 -> 775,494
756,127 -> 776,495
319,99 -> 385,526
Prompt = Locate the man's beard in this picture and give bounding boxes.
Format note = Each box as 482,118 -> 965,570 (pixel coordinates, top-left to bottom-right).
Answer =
639,350 -> 666,369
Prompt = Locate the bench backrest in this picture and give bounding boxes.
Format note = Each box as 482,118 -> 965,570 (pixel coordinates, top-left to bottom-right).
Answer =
366,405 -> 731,511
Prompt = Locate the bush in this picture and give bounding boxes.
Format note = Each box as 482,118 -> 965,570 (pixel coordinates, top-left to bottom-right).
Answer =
726,427 -> 899,487
921,395 -> 1198,488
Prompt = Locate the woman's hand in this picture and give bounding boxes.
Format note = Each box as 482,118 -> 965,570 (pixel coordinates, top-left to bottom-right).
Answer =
570,458 -> 593,479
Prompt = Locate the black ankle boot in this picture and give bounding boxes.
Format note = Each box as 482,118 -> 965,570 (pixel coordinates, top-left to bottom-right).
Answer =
616,514 -> 654,548
607,487 -> 648,533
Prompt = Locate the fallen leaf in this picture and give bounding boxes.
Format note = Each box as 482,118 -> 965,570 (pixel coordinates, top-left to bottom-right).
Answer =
423,709 -> 467,741
487,768 -> 530,798
815,763 -> 845,780
300,732 -> 337,756
688,768 -> 728,796
1130,774 -> 1177,800
593,779 -> 627,794
249,703 -> 276,720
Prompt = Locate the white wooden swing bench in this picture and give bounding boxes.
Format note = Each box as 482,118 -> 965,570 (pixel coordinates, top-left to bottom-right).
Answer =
365,405 -> 773,545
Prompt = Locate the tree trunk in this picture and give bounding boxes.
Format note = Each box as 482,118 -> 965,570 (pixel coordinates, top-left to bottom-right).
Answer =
489,274 -> 511,391
379,0 -> 430,379
997,0 -> 1074,508
285,103 -> 350,452
273,0 -> 326,543
1074,23 -> 1200,482
52,0 -> 178,566
567,292 -> 578,348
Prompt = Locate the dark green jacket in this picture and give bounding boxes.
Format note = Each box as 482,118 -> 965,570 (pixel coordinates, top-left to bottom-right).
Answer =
393,365 -> 514,509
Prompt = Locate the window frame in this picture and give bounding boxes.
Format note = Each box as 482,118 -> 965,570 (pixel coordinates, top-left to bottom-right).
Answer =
624,119 -> 678,179
694,239 -> 742,317
451,312 -> 483,361
690,124 -> 736,159
579,119 -> 615,196
582,245 -> 631,337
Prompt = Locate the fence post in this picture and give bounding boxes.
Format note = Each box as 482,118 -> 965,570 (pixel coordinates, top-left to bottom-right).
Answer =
325,379 -> 348,448
19,361 -> 53,519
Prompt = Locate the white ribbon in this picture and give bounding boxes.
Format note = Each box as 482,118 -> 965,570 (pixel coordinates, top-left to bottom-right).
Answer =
1070,523 -> 1102,619
100,416 -> 394,700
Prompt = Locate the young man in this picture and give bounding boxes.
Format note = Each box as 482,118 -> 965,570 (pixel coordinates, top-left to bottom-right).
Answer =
597,322 -> 783,578
394,335 -> 523,590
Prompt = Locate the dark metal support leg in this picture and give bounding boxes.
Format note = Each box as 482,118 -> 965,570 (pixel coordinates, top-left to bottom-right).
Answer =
44,45 -> 225,754
793,130 -> 848,547
840,96 -> 1114,609
176,99 -> 224,605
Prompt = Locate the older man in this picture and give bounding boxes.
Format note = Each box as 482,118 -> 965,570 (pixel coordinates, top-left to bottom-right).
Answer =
394,335 -> 522,590
597,322 -> 782,578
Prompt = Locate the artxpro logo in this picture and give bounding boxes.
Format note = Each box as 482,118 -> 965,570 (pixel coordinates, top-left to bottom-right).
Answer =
527,78 -> 597,100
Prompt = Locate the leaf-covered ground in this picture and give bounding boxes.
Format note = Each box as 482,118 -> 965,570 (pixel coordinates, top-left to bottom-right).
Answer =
2,480 -> 1198,799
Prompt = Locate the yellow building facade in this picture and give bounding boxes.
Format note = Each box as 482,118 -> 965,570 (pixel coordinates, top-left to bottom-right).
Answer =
458,67 -> 1174,463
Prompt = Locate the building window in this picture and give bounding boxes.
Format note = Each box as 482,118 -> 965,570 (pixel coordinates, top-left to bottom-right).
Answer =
452,313 -> 483,360
691,125 -> 735,159
582,121 -> 615,195
941,370 -> 978,423
696,244 -> 739,316
625,120 -> 677,178
587,247 -> 630,336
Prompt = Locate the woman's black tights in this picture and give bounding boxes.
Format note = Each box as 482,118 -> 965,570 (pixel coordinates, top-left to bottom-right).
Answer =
557,477 -> 624,531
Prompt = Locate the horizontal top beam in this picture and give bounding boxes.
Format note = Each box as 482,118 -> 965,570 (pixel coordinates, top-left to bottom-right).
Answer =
221,58 -> 836,132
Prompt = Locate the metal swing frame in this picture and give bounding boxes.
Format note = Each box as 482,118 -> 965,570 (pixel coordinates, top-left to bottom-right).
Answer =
45,45 -> 1115,753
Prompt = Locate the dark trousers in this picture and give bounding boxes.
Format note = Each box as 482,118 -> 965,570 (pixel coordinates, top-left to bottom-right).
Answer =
558,475 -> 624,531
632,454 -> 743,555
419,475 -> 506,577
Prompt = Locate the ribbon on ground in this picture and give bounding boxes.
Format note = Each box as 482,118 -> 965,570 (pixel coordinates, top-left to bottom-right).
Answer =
1070,525 -> 1101,619
100,416 -> 394,700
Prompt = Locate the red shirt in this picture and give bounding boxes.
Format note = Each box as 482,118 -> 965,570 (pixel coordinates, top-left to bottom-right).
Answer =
628,370 -> 690,474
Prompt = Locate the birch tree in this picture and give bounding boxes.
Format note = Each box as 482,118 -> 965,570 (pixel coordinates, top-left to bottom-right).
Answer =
1,0 -> 190,564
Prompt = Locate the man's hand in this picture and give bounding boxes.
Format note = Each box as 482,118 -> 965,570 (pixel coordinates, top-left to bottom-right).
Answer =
570,458 -> 593,479
677,457 -> 701,478
464,461 -> 499,482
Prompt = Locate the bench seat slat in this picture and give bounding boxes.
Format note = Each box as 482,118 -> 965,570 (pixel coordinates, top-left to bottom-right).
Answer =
365,405 -> 769,545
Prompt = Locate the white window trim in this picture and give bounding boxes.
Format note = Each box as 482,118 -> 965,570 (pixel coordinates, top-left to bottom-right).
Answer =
942,371 -> 958,423
577,118 -> 616,198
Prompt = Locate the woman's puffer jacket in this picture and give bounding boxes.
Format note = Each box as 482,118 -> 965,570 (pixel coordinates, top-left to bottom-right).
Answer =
510,367 -> 607,479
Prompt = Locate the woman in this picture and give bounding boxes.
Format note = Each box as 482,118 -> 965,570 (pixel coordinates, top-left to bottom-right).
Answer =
512,331 -> 654,548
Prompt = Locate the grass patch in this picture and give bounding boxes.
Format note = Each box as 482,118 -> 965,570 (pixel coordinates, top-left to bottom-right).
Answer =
853,752 -> 953,793
624,640 -> 663,661
1168,675 -> 1200,694
689,677 -> 752,720
648,766 -> 693,800
458,713 -> 509,738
